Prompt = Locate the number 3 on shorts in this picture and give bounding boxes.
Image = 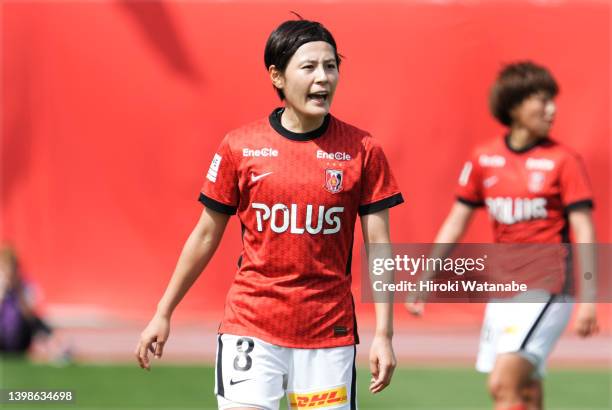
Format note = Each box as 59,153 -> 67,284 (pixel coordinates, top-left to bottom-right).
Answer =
233,337 -> 254,371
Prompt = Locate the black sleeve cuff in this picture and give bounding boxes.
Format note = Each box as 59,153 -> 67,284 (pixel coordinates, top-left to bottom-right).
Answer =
565,199 -> 594,213
359,193 -> 404,216
198,193 -> 237,215
457,196 -> 484,208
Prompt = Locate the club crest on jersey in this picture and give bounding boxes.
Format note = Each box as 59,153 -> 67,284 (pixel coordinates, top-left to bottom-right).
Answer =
528,171 -> 546,193
324,169 -> 343,194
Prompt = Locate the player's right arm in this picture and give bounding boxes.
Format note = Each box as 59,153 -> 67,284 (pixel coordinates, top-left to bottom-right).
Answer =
135,207 -> 230,370
433,201 -> 476,243
405,201 -> 475,315
407,151 -> 482,315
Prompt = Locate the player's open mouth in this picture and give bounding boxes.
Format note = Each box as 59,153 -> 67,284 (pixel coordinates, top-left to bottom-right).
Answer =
307,92 -> 328,103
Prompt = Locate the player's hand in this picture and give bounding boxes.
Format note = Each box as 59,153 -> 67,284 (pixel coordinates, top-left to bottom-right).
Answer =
574,303 -> 599,337
404,293 -> 425,316
404,274 -> 434,316
368,334 -> 396,394
135,313 -> 170,370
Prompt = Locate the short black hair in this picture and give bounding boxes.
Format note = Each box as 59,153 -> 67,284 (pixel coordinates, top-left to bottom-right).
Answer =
489,61 -> 559,126
264,18 -> 341,100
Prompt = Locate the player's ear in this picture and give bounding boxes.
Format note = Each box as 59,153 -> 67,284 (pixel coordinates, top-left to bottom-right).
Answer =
268,65 -> 284,90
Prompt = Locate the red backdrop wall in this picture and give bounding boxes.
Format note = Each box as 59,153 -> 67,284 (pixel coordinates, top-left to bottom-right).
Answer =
2,1 -> 609,321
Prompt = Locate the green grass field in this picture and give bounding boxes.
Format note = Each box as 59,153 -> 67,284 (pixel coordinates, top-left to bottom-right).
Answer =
0,358 -> 609,409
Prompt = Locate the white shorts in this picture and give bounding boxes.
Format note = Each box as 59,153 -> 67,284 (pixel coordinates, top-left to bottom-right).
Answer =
215,334 -> 357,410
476,292 -> 573,378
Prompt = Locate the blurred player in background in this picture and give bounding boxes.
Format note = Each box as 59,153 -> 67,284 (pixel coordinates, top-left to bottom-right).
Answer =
135,17 -> 404,410
0,245 -> 72,362
407,62 -> 598,410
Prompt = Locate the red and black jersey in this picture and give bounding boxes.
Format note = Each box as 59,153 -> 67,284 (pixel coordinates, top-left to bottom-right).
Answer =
456,135 -> 594,244
200,108 -> 403,348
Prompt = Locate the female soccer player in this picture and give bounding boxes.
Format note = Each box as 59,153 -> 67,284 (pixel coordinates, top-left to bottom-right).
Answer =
408,61 -> 598,410
135,18 -> 404,410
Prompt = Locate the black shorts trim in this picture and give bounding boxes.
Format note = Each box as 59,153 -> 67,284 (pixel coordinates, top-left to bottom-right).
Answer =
358,193 -> 404,216
565,199 -> 594,213
350,345 -> 357,410
199,193 -> 237,215
519,295 -> 555,350
216,334 -> 225,397
456,196 -> 485,208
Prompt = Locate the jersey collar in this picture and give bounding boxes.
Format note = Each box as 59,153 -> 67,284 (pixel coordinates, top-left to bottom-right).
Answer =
504,134 -> 552,154
269,107 -> 330,141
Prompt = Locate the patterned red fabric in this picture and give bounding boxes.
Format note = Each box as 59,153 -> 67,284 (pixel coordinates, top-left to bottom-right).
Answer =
456,136 -> 593,244
200,109 -> 403,348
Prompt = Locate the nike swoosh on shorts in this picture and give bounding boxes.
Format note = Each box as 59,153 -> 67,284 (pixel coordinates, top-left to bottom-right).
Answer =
229,378 -> 251,386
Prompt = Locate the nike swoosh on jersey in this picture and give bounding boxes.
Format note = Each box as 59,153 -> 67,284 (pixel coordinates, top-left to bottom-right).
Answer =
229,378 -> 251,385
251,172 -> 273,182
483,175 -> 499,188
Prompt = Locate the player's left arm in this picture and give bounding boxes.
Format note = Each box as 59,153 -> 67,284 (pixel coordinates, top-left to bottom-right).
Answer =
568,207 -> 599,337
361,208 -> 396,394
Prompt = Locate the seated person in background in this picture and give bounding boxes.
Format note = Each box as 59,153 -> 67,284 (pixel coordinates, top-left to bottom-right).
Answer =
0,245 -> 70,362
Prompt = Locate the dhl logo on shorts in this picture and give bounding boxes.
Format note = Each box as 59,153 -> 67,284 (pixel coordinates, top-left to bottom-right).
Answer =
503,326 -> 519,334
288,386 -> 348,409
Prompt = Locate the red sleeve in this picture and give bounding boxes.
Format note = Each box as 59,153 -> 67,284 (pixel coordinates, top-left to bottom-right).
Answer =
560,152 -> 594,211
455,150 -> 484,207
359,137 -> 404,215
199,135 -> 239,215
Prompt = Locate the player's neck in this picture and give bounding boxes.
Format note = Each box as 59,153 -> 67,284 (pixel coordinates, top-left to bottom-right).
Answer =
507,127 -> 542,151
280,106 -> 325,134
